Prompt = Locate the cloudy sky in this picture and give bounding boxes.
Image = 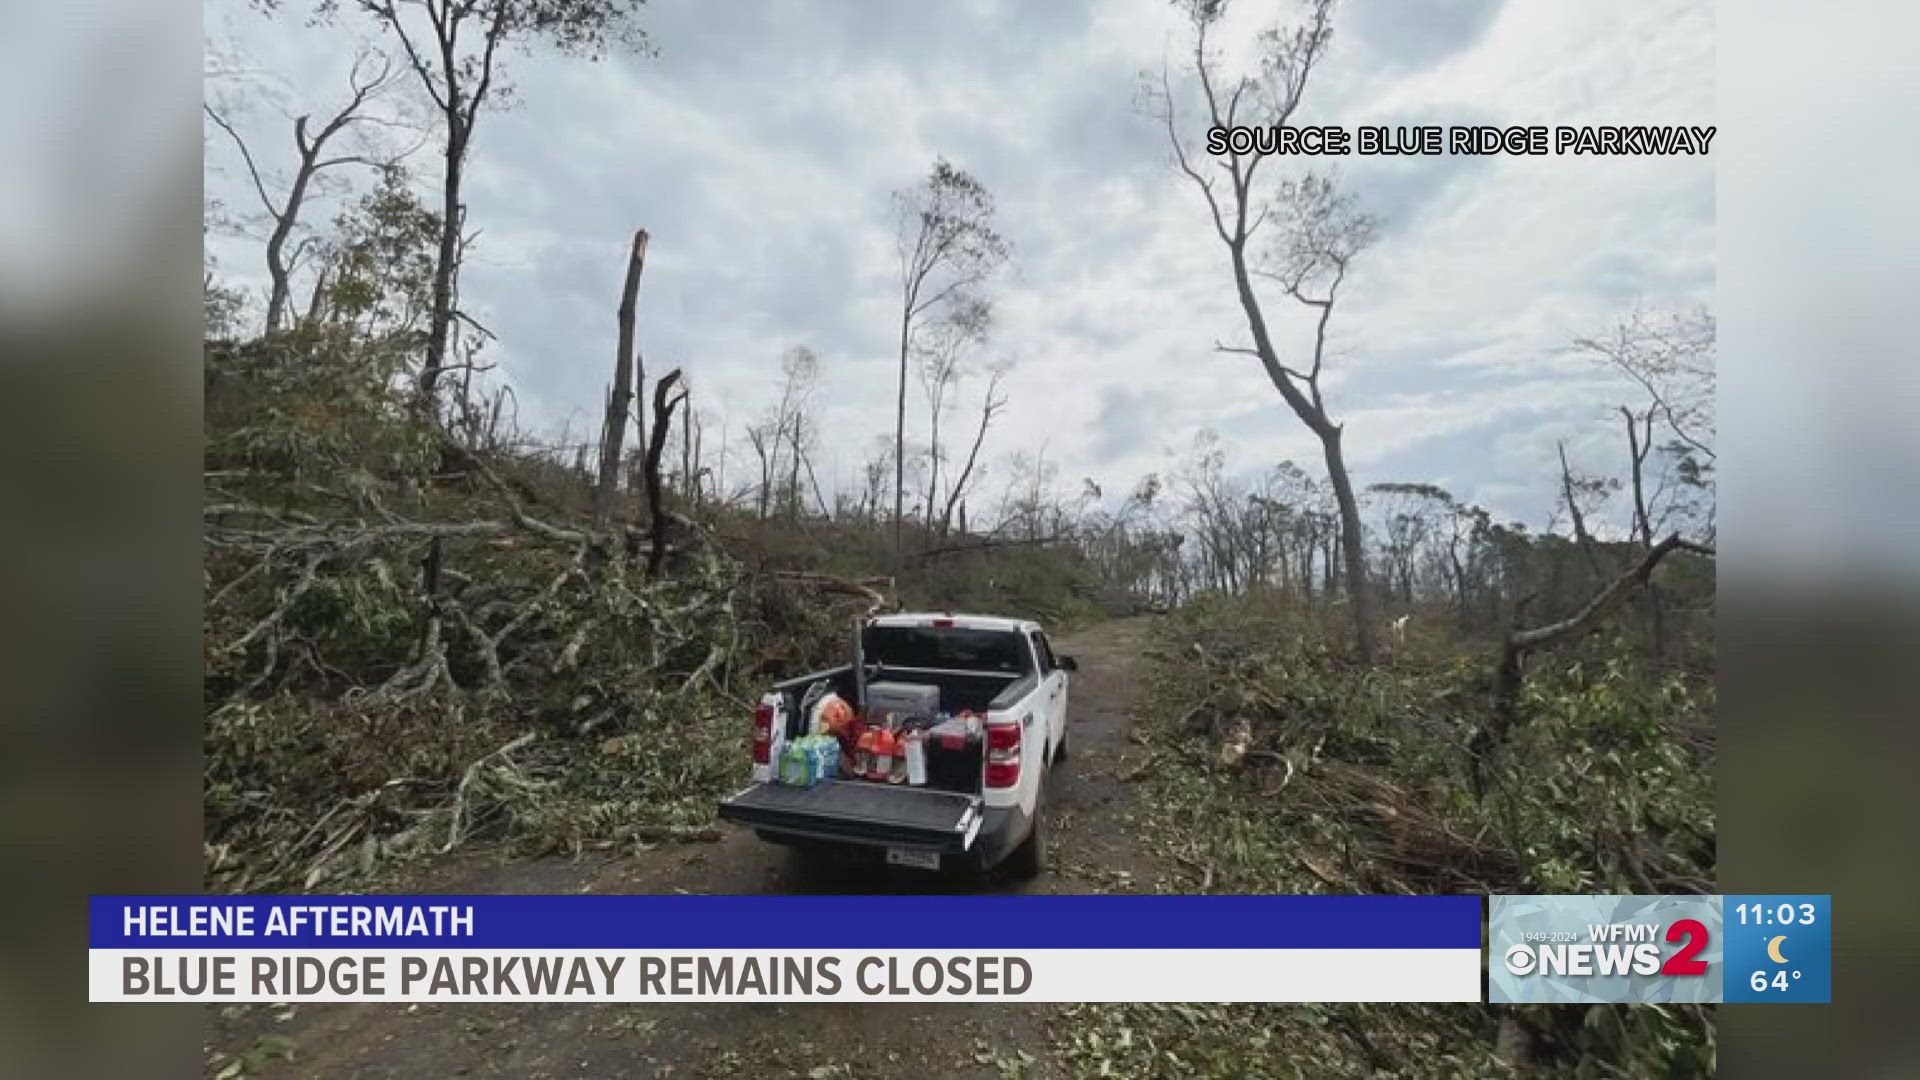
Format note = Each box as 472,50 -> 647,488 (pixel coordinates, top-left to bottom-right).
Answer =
205,0 -> 1713,529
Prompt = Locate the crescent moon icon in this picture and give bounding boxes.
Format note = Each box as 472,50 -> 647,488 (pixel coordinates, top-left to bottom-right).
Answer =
1767,936 -> 1789,964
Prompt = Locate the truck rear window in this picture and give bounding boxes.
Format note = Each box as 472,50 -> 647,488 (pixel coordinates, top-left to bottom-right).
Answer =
864,626 -> 1031,675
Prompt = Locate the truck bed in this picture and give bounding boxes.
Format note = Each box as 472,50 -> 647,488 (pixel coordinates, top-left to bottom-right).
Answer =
771,664 -> 1032,739
716,780 -> 983,852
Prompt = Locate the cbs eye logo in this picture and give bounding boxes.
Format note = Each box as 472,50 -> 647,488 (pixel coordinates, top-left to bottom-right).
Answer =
1503,943 -> 1537,975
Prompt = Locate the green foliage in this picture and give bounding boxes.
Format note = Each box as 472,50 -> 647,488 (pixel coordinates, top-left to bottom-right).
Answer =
204,329 -> 435,481
205,273 -> 248,340
202,323 -> 865,891
1126,592 -> 1715,1076
283,559 -> 417,666
1488,656 -> 1715,894
324,168 -> 440,337
1053,1002 -> 1509,1079
909,546 -> 1105,629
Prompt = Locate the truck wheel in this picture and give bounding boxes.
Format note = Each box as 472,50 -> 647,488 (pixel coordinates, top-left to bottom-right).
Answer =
1000,806 -> 1044,881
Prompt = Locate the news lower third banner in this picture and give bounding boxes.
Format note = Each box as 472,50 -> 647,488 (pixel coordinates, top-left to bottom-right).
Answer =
91,894 -> 1831,1004
92,895 -> 1481,1003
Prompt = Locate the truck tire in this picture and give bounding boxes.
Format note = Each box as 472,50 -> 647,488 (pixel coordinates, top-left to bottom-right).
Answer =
1053,721 -> 1070,765
999,801 -> 1044,881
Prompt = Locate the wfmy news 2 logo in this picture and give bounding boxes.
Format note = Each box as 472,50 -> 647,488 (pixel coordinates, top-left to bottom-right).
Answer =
1488,895 -> 1831,1004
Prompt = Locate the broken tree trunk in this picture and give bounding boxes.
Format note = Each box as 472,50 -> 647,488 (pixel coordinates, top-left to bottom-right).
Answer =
1557,440 -> 1606,580
644,369 -> 686,579
593,229 -> 650,526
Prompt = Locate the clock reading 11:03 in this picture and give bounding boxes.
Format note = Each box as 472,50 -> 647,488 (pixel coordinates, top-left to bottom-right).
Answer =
1722,894 -> 1830,1003
1734,902 -> 1818,926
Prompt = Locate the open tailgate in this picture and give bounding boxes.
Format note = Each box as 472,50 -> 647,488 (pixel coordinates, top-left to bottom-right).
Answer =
717,781 -> 983,852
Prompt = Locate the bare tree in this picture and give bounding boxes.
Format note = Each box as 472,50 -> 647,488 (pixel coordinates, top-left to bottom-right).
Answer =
773,346 -> 819,518
994,445 -> 1064,542
593,229 -> 648,525
745,421 -> 777,520
204,47 -> 409,334
1368,482 -> 1454,604
1146,0 -> 1382,659
1619,405 -> 1657,547
1555,440 -> 1613,579
1575,307 -> 1716,463
857,436 -> 895,523
890,159 -> 1009,553
917,299 -> 990,533
741,346 -> 819,518
678,397 -> 710,508
937,364 -> 1008,536
286,0 -> 651,410
1577,308 -> 1716,549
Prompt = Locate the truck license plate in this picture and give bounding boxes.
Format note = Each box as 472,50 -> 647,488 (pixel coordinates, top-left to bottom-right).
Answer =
885,847 -> 941,871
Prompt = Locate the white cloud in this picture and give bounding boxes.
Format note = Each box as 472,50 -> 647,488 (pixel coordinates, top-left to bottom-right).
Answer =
204,0 -> 1714,526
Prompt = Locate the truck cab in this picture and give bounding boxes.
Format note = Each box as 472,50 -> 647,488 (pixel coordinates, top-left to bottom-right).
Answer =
716,613 -> 1075,879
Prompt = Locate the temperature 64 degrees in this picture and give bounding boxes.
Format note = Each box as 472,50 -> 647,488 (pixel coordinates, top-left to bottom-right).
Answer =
1722,895 -> 1830,1003
1747,968 -> 1804,994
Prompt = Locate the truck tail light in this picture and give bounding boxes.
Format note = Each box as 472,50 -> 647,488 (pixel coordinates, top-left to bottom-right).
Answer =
985,716 -> 1021,788
751,702 -> 775,765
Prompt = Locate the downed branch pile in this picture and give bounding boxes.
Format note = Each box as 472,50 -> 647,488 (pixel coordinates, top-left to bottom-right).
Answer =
1104,593 -> 1715,1078
202,336 -> 858,891
1134,594 -> 1712,898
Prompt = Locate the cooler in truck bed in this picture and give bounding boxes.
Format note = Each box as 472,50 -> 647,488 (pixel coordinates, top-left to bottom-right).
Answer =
716,780 -> 983,852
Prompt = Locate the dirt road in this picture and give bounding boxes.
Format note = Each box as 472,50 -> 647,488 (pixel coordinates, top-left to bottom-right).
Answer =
209,618 -> 1163,1079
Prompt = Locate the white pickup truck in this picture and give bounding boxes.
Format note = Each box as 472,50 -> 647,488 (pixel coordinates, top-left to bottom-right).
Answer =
716,613 -> 1075,879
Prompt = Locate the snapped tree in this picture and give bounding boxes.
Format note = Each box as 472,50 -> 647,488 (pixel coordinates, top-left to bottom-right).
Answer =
594,229 -> 649,526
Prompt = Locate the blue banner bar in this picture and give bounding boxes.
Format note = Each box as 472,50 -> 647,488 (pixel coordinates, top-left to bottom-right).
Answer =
92,895 -> 1481,950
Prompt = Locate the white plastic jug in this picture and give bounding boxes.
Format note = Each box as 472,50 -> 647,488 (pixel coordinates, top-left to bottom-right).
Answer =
904,731 -> 928,786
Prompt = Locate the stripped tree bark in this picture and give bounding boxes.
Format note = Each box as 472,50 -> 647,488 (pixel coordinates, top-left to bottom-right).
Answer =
594,229 -> 649,525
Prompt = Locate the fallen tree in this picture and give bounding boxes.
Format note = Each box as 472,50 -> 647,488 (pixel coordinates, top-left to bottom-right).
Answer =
1473,533 -> 1715,791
